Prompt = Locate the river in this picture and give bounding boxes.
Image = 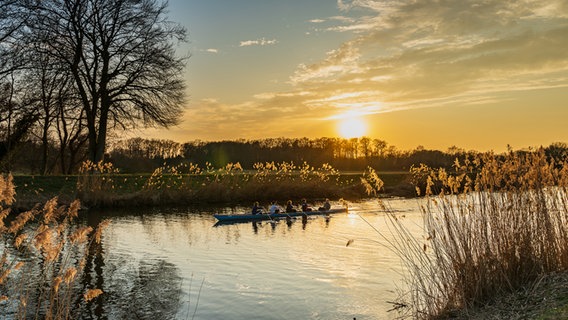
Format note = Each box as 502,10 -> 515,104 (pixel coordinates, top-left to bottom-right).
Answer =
78,198 -> 425,320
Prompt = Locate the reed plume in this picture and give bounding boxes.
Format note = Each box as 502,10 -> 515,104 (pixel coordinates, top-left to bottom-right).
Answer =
0,173 -> 109,319
390,149 -> 568,318
83,288 -> 103,302
76,160 -> 348,205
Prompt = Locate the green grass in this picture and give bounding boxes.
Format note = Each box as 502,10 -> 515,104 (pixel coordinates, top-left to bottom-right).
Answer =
13,175 -> 78,202
537,295 -> 568,320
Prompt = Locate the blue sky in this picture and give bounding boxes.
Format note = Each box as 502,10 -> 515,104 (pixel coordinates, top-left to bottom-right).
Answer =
168,0 -> 353,102
140,0 -> 568,152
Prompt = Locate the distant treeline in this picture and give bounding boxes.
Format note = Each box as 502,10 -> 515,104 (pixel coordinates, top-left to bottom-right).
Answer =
107,137 -> 453,173
107,137 -> 568,174
4,136 -> 568,174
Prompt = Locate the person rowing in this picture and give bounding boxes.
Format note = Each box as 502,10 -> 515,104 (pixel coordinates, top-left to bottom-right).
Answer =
301,198 -> 313,212
269,201 -> 282,214
285,200 -> 297,213
252,201 -> 264,215
318,198 -> 331,211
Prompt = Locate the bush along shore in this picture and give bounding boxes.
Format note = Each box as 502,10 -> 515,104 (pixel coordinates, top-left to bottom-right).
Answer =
12,161 -> 411,210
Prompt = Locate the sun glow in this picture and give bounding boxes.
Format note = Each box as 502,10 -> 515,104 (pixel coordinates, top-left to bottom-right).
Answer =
337,115 -> 368,138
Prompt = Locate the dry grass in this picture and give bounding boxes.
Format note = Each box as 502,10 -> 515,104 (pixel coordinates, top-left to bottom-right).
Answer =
76,160 -> 352,206
452,272 -> 568,320
0,173 -> 110,319
388,149 -> 568,319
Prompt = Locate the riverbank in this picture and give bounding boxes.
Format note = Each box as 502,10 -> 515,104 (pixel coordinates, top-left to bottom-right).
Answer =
445,272 -> 568,320
10,171 -> 413,210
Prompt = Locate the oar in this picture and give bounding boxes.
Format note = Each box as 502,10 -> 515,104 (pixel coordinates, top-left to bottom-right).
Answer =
265,205 -> 277,224
283,201 -> 295,220
283,207 -> 295,224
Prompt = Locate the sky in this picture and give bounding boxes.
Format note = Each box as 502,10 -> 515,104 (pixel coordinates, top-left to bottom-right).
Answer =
139,0 -> 568,152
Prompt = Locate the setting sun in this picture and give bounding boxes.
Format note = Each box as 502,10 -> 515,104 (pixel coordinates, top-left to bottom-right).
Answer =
338,116 -> 367,138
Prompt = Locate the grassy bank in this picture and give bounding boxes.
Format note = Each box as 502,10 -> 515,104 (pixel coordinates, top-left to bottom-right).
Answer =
11,163 -> 411,209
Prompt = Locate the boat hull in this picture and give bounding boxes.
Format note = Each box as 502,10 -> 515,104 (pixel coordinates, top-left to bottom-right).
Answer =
214,207 -> 347,222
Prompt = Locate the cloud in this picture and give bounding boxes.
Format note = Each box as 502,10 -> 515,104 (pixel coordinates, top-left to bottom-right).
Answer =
290,42 -> 362,83
178,0 -> 568,142
290,0 -> 568,112
205,48 -> 218,53
239,38 -> 278,47
177,92 -> 335,140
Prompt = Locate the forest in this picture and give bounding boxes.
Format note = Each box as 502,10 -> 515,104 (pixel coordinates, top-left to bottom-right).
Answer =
4,134 -> 568,175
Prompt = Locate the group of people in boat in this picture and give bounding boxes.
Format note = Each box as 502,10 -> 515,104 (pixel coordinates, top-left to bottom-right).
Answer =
252,198 -> 331,215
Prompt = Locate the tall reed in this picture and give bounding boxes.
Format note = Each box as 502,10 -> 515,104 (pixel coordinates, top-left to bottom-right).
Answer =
76,160 -> 120,206
1,173 -> 109,319
391,149 -> 568,318
77,160 -> 347,205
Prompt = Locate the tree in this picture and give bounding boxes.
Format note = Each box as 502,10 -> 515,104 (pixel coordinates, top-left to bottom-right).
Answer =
372,139 -> 388,158
0,69 -> 42,164
359,136 -> 371,158
0,0 -> 26,78
27,0 -> 187,163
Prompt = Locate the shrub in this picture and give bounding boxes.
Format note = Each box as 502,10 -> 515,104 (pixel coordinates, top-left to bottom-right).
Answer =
77,160 -> 349,206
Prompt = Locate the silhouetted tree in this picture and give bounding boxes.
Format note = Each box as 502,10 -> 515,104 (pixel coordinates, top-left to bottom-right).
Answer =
0,75 -> 39,168
0,0 -> 29,78
25,0 -> 187,164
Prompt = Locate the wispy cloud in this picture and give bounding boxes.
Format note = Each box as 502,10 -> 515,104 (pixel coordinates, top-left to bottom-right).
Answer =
290,42 -> 362,83
205,48 -> 218,53
239,38 -> 278,47
291,0 -> 568,113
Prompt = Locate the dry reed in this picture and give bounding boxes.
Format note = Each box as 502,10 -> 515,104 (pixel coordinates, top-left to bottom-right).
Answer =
77,160 -> 348,205
0,173 -> 109,319
389,149 -> 568,319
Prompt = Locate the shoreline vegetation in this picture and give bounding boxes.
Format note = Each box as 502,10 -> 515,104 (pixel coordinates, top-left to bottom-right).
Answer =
380,149 -> 568,319
3,147 -> 568,319
0,174 -> 110,319
11,161 -> 413,210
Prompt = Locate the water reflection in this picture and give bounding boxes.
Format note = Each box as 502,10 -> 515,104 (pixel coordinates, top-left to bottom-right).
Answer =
71,199 -> 423,320
252,221 -> 258,234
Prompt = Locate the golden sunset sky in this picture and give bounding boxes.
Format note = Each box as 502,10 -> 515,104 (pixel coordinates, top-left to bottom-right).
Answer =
140,0 -> 568,152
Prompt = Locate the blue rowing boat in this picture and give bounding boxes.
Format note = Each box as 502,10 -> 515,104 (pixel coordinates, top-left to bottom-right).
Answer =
213,207 -> 348,223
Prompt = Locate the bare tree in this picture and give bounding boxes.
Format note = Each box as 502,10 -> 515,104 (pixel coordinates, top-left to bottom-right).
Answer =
26,0 -> 187,163
0,73 -> 39,167
372,139 -> 388,158
0,0 -> 33,79
359,136 -> 371,159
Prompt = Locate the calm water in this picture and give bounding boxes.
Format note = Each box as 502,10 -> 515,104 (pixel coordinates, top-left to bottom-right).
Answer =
79,198 -> 425,320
